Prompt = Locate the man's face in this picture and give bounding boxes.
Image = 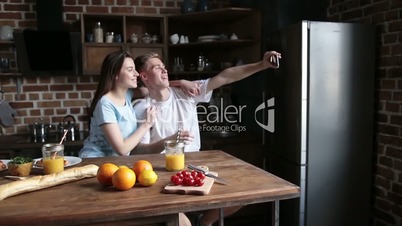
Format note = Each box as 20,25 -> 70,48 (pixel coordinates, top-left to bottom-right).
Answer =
140,57 -> 169,90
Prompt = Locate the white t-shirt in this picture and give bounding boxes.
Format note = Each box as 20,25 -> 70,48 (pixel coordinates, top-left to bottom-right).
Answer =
133,79 -> 212,152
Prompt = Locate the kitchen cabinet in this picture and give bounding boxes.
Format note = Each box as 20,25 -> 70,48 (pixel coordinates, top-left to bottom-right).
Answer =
80,14 -> 166,75
166,7 -> 261,80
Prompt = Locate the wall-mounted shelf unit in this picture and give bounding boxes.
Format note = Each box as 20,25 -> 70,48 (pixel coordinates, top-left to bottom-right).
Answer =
80,8 -> 261,77
80,14 -> 166,75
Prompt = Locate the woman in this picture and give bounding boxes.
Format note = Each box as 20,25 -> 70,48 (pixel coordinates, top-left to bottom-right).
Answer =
79,51 -> 156,157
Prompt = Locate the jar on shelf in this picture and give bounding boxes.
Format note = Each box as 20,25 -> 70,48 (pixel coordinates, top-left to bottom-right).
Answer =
130,33 -> 138,43
114,33 -> 122,43
105,32 -> 114,43
196,0 -> 210,12
181,0 -> 195,14
93,22 -> 103,43
141,33 -> 151,44
197,54 -> 205,71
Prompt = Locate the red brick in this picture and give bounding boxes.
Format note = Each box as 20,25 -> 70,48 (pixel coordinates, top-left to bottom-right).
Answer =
77,83 -> 97,91
387,147 -> 402,159
111,7 -> 135,14
55,108 -> 68,115
68,93 -> 79,99
64,100 -> 87,107
29,109 -> 41,116
86,6 -> 109,13
37,101 -> 62,108
43,108 -> 55,116
55,93 -> 67,99
9,102 -> 33,109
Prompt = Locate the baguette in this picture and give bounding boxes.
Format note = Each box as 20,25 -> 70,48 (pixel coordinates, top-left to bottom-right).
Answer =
0,164 -> 99,201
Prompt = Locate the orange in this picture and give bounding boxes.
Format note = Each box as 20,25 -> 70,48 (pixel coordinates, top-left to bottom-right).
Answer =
112,167 -> 136,191
138,170 -> 158,187
133,160 -> 153,179
97,163 -> 119,186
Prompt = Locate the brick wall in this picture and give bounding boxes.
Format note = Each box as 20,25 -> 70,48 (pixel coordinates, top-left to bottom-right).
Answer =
0,0 -> 230,135
327,0 -> 402,226
1,0 -> 401,225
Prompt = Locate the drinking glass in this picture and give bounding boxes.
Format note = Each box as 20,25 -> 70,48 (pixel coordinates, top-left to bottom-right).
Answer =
42,143 -> 64,174
164,140 -> 185,171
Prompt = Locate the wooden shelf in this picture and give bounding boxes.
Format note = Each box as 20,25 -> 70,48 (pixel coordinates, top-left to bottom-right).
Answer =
169,70 -> 220,75
0,40 -> 14,45
168,39 -> 256,48
168,7 -> 259,22
0,72 -> 21,77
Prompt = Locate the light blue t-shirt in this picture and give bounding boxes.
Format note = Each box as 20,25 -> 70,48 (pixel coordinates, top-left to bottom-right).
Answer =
79,90 -> 138,157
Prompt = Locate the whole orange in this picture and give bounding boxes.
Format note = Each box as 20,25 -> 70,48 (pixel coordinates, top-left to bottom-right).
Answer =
112,167 -> 136,191
97,163 -> 119,186
133,160 -> 153,179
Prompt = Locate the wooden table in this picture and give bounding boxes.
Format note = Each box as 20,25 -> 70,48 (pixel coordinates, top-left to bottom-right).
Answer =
0,150 -> 300,226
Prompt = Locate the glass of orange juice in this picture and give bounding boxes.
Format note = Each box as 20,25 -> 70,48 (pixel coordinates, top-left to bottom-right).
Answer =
164,140 -> 185,171
42,143 -> 64,174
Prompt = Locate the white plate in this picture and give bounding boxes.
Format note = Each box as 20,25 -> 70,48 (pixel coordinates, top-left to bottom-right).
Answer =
0,159 -> 10,171
198,35 -> 220,40
198,39 -> 218,42
33,156 -> 82,168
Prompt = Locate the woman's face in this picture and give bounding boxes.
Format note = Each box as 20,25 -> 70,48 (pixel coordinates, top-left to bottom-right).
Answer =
116,57 -> 139,89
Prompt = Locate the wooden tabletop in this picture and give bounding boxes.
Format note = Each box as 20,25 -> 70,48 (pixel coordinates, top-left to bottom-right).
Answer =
0,150 -> 300,225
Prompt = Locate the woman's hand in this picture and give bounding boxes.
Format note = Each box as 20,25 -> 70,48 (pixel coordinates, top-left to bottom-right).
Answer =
169,79 -> 201,96
180,80 -> 201,96
144,105 -> 156,129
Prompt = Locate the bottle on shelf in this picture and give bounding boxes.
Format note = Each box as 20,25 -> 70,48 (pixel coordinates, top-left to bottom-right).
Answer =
93,22 -> 104,43
197,54 -> 205,71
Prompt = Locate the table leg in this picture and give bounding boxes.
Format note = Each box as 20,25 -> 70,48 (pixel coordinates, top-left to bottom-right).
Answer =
166,213 -> 179,226
271,201 -> 279,226
219,208 -> 224,226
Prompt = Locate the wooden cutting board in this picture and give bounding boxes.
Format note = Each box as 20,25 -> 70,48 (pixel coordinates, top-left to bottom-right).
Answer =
163,172 -> 217,195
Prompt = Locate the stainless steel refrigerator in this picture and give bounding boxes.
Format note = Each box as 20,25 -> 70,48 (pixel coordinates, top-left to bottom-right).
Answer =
263,21 -> 375,226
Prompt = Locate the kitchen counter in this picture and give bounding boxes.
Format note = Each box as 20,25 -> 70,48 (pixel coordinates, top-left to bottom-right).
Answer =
0,131 -> 261,163
0,131 -> 89,158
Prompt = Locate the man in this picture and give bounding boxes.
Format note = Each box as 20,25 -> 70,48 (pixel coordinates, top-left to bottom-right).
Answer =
133,51 -> 281,226
134,51 -> 281,154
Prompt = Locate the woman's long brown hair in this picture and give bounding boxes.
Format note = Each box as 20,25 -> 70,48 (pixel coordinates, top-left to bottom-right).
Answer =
88,51 -> 134,117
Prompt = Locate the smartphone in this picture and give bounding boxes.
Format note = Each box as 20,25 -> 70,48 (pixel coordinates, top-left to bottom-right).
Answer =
270,55 -> 279,67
